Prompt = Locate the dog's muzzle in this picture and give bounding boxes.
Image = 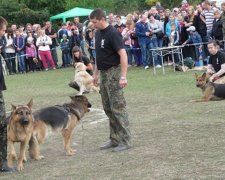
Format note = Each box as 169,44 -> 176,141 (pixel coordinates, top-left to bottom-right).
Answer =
20,118 -> 29,125
87,102 -> 92,112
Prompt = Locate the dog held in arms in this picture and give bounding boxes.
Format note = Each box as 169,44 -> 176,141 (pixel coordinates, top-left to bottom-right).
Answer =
29,95 -> 92,160
193,72 -> 225,102
74,62 -> 99,95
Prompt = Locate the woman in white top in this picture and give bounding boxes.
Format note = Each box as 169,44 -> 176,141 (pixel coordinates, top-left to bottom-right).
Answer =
36,28 -> 55,71
5,28 -> 16,74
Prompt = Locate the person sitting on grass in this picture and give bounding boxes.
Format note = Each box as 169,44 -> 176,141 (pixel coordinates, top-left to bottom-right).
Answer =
207,40 -> 225,84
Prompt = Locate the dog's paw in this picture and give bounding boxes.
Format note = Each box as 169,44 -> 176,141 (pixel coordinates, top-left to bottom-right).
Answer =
17,163 -> 24,171
70,148 -> 77,153
66,149 -> 76,156
35,155 -> 45,160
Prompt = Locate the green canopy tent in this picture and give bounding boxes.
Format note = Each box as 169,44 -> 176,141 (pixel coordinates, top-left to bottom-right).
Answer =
50,7 -> 93,22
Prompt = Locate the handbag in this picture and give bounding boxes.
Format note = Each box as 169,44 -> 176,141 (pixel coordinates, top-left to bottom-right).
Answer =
156,31 -> 164,39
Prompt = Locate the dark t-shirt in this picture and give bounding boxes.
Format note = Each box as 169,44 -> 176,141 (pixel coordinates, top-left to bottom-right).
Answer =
45,28 -> 58,47
95,25 -> 124,70
208,50 -> 225,75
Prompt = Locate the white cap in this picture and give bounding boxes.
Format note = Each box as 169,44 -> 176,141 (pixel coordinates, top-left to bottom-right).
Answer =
186,26 -> 196,32
173,8 -> 179,12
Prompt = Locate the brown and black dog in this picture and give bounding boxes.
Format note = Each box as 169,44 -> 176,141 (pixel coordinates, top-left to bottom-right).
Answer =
7,99 -> 34,171
193,72 -> 225,102
28,95 -> 92,160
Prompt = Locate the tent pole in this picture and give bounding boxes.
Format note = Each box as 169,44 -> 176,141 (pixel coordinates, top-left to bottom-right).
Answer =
63,17 -> 66,23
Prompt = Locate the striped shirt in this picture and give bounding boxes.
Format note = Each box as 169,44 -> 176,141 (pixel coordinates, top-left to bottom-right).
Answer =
202,8 -> 216,31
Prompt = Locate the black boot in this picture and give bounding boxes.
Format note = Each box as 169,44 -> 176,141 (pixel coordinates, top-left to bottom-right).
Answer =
112,143 -> 131,152
100,141 -> 118,150
0,161 -> 15,172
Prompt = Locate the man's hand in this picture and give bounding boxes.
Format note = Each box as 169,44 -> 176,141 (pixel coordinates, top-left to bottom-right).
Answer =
119,77 -> 127,88
145,32 -> 150,36
209,74 -> 219,82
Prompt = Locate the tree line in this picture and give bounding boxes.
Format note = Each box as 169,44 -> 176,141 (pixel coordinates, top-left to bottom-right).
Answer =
0,0 -> 200,25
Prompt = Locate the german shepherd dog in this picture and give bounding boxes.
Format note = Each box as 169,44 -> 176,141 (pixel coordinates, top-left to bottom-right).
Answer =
194,72 -> 225,102
28,95 -> 92,160
7,99 -> 34,171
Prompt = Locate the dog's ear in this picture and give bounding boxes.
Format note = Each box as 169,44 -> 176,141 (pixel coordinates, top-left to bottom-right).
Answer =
69,96 -> 76,101
195,73 -> 198,79
202,72 -> 206,79
27,98 -> 33,109
11,104 -> 17,111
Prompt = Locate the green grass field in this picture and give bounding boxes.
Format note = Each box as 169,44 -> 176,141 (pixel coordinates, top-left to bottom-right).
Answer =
1,66 -> 225,179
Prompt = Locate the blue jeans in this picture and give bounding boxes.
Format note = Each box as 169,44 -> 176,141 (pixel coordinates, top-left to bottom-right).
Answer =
63,52 -> 71,65
17,51 -> 25,73
5,53 -> 16,74
207,30 -> 212,41
80,39 -> 85,55
92,50 -> 96,59
150,37 -> 161,65
132,46 -> 142,66
50,48 -> 58,66
124,45 -> 133,65
139,40 -> 152,67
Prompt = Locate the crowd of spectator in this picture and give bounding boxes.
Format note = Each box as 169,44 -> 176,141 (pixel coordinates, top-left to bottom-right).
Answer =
0,0 -> 225,75
0,17 -> 85,75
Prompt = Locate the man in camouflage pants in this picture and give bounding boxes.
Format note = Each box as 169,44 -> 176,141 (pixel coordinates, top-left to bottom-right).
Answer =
0,16 -> 14,172
90,9 -> 131,152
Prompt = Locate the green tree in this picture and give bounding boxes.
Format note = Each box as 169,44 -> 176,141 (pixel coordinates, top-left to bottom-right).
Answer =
19,0 -> 66,15
0,0 -> 49,25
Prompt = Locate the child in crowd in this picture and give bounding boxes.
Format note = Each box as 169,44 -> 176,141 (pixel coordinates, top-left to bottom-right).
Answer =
169,23 -> 180,46
26,33 -> 37,72
183,26 -> 203,62
168,23 -> 180,63
89,30 -> 96,62
60,34 -> 71,67
13,29 -> 26,73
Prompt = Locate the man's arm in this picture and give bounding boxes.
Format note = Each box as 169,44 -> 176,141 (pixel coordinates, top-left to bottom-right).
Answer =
118,48 -> 128,88
93,63 -> 99,86
49,33 -> 57,39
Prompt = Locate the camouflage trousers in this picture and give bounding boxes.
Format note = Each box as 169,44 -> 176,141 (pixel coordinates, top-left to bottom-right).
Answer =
100,66 -> 131,146
0,91 -> 7,166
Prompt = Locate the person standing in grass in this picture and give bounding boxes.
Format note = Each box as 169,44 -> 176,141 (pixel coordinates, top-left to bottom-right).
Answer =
0,16 -> 14,172
13,29 -> 26,73
90,8 -> 131,152
36,29 -> 55,71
